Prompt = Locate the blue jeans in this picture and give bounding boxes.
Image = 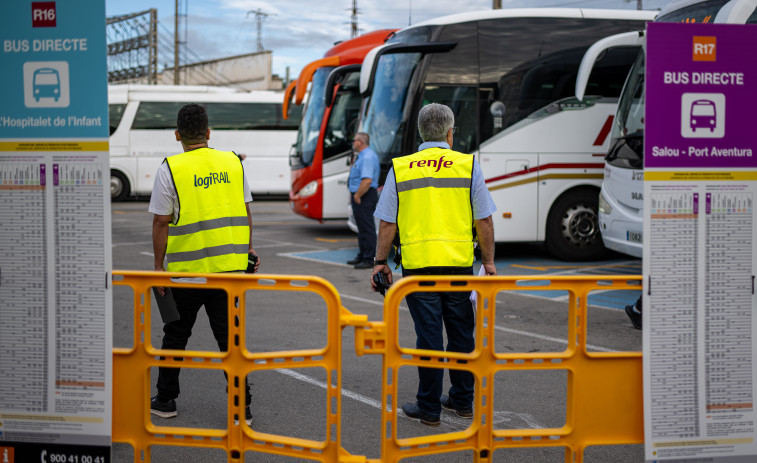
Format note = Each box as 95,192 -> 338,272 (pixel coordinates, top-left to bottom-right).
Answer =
156,287 -> 251,405
404,269 -> 475,416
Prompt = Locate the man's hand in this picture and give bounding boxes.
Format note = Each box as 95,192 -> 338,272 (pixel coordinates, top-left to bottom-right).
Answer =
482,262 -> 497,276
248,249 -> 261,273
370,264 -> 393,292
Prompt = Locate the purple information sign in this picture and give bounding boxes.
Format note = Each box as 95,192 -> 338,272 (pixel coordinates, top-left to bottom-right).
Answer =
645,23 -> 757,169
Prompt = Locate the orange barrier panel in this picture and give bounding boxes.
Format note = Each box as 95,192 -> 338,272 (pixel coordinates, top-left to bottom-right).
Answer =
112,271 -> 642,462
358,274 -> 643,463
111,271 -> 363,462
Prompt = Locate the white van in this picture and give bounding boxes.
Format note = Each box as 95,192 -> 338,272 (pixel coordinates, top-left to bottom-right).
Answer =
108,85 -> 301,200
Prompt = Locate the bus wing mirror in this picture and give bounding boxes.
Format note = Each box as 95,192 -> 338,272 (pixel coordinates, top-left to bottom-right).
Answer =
575,30 -> 644,101
359,41 -> 457,96
325,64 -> 362,107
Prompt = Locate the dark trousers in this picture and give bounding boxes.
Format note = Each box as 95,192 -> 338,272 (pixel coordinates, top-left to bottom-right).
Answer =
404,268 -> 475,416
156,287 -> 251,405
351,188 -> 378,262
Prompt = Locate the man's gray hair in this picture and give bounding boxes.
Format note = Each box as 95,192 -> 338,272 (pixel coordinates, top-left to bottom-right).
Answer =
355,132 -> 370,145
417,103 -> 454,142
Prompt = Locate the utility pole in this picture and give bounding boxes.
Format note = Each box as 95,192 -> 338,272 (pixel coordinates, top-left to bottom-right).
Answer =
350,0 -> 359,39
173,0 -> 187,84
248,9 -> 270,52
493,0 -> 502,9
174,0 -> 179,84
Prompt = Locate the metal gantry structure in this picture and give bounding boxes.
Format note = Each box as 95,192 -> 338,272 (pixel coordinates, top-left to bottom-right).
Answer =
106,9 -> 158,84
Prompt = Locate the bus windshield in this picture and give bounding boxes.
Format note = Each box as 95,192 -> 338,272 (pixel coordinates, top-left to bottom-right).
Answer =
359,52 -> 422,164
613,49 -> 645,142
294,67 -> 334,166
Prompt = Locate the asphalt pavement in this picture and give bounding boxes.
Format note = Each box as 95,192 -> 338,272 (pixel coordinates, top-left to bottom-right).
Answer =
110,198 -> 643,462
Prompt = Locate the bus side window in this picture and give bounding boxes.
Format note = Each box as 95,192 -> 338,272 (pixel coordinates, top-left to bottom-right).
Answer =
207,103 -> 279,130
108,104 -> 126,135
420,85 -> 478,154
132,102 -> 185,129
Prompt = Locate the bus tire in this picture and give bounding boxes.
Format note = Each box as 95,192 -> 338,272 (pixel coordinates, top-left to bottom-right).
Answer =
110,169 -> 130,202
544,188 -> 605,261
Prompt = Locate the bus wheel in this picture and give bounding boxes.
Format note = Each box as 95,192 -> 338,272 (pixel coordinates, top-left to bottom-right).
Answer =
545,189 -> 605,261
110,170 -> 130,202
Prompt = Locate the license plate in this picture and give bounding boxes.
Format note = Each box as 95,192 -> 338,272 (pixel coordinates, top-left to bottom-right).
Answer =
627,231 -> 642,243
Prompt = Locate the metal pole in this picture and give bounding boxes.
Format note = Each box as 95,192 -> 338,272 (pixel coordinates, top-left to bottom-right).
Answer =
174,0 -> 179,84
149,9 -> 158,84
493,0 -> 502,9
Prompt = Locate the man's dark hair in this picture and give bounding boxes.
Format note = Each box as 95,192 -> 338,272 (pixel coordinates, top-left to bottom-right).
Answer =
177,104 -> 208,144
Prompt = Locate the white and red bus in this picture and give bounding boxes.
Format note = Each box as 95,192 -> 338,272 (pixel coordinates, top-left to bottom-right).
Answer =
286,30 -> 396,221
356,8 -> 655,260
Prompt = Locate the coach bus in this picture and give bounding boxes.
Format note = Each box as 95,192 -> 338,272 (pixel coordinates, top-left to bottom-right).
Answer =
576,0 -> 757,258
108,84 -> 301,201
356,8 -> 655,261
286,29 -> 396,221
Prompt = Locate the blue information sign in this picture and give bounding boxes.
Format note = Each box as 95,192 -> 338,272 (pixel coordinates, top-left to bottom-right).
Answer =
1,1 -> 108,139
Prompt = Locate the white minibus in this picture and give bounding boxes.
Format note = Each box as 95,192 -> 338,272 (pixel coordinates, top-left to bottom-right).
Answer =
108,85 -> 301,200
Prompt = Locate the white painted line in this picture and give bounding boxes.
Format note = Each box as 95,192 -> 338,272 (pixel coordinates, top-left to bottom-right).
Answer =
140,251 -> 154,257
275,368 -> 544,430
112,241 -> 152,248
252,242 -> 296,249
340,294 -> 617,352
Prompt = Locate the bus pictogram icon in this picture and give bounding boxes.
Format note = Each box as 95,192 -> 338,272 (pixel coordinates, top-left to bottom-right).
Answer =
681,93 -> 724,138
23,61 -> 70,108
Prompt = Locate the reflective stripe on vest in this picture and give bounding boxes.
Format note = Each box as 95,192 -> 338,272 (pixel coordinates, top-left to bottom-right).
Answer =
165,148 -> 249,273
393,147 -> 474,269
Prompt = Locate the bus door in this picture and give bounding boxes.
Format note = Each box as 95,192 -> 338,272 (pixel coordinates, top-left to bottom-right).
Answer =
321,67 -> 363,219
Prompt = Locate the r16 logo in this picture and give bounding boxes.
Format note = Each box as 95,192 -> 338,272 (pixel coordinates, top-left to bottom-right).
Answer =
32,2 -> 57,28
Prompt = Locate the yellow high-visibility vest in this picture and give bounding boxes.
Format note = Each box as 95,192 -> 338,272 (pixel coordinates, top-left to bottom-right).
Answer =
393,147 -> 474,269
165,148 -> 249,273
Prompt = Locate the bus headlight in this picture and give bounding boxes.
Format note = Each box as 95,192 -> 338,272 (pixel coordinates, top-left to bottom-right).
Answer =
598,191 -> 612,215
298,181 -> 318,198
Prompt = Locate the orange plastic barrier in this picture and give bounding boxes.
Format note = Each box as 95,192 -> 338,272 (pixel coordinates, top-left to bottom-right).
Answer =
111,271 -> 362,462
358,275 -> 643,463
112,271 -> 642,462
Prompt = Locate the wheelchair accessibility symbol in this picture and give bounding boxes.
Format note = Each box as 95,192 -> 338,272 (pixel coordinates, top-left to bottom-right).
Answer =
681,93 -> 724,138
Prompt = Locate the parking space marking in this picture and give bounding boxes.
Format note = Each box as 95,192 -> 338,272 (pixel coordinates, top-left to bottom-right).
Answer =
275,366 -> 546,431
339,294 -> 619,353
284,248 -> 642,311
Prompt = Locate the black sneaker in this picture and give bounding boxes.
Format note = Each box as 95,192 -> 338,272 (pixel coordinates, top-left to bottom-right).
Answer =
441,395 -> 473,419
401,402 -> 440,427
347,256 -> 362,265
150,396 -> 177,418
625,304 -> 642,330
234,406 -> 252,426
353,260 -> 373,269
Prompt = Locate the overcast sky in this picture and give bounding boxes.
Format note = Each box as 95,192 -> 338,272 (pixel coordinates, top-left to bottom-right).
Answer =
106,0 -> 673,82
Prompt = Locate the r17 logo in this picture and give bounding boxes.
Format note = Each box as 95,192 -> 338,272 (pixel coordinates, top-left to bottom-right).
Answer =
32,2 -> 56,28
692,36 -> 716,61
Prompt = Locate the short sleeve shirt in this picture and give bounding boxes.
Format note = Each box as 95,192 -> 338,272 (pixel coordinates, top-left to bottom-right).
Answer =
373,142 -> 496,223
347,146 -> 380,193
148,150 -> 253,222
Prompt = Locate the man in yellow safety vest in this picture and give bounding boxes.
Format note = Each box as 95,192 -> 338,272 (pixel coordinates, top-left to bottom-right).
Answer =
371,103 -> 497,426
148,104 -> 260,426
